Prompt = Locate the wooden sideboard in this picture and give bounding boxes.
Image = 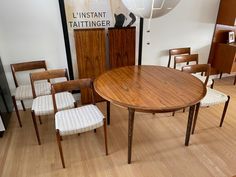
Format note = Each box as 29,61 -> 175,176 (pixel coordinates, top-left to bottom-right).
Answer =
208,0 -> 236,74
213,43 -> 236,74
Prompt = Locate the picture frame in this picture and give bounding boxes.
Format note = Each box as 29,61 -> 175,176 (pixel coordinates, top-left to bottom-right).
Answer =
228,31 -> 235,43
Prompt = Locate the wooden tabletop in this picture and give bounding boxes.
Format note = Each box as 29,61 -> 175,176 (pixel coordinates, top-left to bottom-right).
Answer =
94,65 -> 206,112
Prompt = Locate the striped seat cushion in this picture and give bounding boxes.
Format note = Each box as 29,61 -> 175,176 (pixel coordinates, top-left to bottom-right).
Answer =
32,92 -> 75,116
192,74 -> 213,87
55,104 -> 104,136
15,81 -> 51,100
200,87 -> 228,107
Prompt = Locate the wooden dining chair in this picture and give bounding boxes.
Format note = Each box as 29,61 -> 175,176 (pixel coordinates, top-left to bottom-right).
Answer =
168,47 -> 191,68
30,69 -> 74,145
182,64 -> 230,134
174,54 -> 214,88
52,79 -> 108,168
11,60 -> 50,127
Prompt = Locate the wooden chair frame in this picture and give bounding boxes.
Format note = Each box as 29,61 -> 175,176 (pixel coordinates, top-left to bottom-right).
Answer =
168,47 -> 191,68
51,79 -> 108,168
30,69 -> 69,145
10,60 -> 47,127
182,64 -> 230,134
173,54 -> 198,69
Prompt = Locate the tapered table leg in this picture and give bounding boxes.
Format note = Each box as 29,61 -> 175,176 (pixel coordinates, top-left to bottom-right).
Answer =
185,105 -> 195,146
128,108 -> 135,164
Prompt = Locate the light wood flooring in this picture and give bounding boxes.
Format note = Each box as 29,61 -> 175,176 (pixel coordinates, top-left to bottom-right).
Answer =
1,77 -> 236,177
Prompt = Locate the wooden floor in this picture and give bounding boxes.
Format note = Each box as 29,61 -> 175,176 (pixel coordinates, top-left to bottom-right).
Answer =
1,77 -> 236,177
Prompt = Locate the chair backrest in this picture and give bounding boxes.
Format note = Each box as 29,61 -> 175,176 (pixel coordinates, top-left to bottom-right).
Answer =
168,47 -> 191,68
174,54 -> 198,69
51,78 -> 94,113
30,69 -> 69,98
11,60 -> 47,87
182,64 -> 211,87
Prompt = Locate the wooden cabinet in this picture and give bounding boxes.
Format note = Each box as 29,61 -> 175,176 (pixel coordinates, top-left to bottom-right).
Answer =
108,27 -> 135,69
74,28 -> 106,104
217,0 -> 236,26
213,43 -> 236,73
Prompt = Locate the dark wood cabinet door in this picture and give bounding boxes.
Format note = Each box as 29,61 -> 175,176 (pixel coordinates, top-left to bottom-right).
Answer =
74,28 -> 106,104
217,0 -> 236,26
109,27 -> 135,69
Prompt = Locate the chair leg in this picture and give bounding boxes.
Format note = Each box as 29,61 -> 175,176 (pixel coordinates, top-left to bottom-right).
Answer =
219,96 -> 230,127
103,119 -> 108,155
183,108 -> 185,112
106,101 -> 110,125
172,111 -> 175,116
192,103 -> 200,134
31,110 -> 41,145
56,129 -> 65,168
211,79 -> 215,89
234,76 -> 236,85
12,96 -> 22,127
94,129 -> 96,133
38,116 -> 42,124
21,100 -> 26,111
219,72 -> 223,79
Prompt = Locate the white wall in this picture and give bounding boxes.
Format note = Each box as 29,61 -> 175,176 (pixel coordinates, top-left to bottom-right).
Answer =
0,0 -> 220,92
0,0 -> 68,92
142,0 -> 220,67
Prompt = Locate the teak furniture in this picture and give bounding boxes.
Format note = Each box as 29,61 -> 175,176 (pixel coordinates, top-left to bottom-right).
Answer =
214,43 -> 236,84
10,60 -> 49,127
52,79 -> 108,168
182,64 -> 230,134
208,0 -> 236,77
30,69 -> 73,145
94,65 -> 206,164
168,47 -> 191,68
108,27 -> 136,69
74,28 -> 106,104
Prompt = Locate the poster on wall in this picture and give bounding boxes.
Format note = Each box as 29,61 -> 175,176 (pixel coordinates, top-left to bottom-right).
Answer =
62,0 -> 140,78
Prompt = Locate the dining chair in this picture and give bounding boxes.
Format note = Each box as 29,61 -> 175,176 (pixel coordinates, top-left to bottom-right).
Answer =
182,64 -> 230,134
52,79 -> 108,168
174,54 -> 214,88
11,60 -> 51,127
168,47 -> 191,68
30,69 -> 74,145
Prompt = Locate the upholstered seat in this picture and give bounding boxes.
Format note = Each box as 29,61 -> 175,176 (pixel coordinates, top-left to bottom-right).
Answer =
192,74 -> 213,87
200,87 -> 228,107
55,104 -> 104,136
15,81 -> 51,100
32,92 -> 75,116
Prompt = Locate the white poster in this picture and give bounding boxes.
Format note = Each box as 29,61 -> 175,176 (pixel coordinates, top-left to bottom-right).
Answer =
64,0 -> 139,78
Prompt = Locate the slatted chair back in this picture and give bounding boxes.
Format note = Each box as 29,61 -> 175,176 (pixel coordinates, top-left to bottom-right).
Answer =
30,69 -> 69,98
182,64 -> 211,87
51,78 -> 95,113
168,47 -> 191,68
174,54 -> 199,69
11,60 -> 47,87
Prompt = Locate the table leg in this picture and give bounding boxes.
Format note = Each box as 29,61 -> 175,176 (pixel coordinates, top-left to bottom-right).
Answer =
185,105 -> 195,146
128,108 -> 135,164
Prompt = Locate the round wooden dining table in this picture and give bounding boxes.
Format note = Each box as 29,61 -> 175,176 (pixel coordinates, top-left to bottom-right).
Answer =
94,65 -> 206,164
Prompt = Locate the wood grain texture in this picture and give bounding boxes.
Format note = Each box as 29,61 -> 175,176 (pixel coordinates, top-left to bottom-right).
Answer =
217,0 -> 236,26
168,47 -> 191,68
94,65 -> 206,112
1,77 -> 236,177
213,43 -> 236,73
108,27 -> 135,69
74,28 -> 106,104
174,54 -> 198,69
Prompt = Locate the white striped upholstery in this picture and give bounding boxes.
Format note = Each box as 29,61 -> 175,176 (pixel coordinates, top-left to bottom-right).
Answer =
55,104 -> 104,136
200,87 -> 228,107
192,74 -> 213,87
32,92 -> 75,116
15,81 -> 51,100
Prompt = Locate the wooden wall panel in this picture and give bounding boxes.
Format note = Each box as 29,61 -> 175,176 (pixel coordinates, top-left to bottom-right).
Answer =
74,28 -> 106,104
109,27 -> 135,69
